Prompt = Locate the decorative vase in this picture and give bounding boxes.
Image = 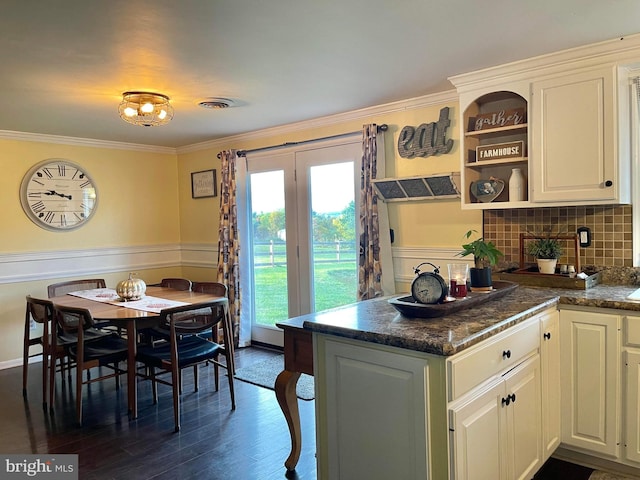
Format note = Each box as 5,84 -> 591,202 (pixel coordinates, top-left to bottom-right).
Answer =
508,167 -> 525,202
469,267 -> 492,289
536,259 -> 558,274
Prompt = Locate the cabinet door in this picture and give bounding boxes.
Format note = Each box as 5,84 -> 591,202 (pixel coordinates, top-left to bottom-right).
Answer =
625,350 -> 640,463
504,354 -> 542,480
320,338 -> 430,480
450,380 -> 507,480
560,309 -> 620,456
541,310 -> 561,460
531,66 -> 616,203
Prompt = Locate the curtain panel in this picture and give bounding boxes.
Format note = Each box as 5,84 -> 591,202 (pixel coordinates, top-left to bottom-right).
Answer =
216,149 -> 241,347
358,124 -> 385,300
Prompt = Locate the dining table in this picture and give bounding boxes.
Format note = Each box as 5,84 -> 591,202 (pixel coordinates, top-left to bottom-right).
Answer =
47,285 -> 233,419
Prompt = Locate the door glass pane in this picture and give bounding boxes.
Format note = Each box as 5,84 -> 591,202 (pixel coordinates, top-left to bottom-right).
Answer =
250,170 -> 288,326
309,162 -> 357,311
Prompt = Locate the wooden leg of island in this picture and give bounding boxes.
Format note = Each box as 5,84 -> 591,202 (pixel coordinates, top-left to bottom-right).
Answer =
275,369 -> 303,471
275,326 -> 314,472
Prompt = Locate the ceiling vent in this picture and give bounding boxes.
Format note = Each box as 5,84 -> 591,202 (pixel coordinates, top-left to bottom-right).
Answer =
198,98 -> 235,109
372,172 -> 461,202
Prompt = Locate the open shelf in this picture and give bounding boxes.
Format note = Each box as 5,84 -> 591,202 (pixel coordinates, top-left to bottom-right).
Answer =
461,90 -> 529,208
465,157 -> 528,169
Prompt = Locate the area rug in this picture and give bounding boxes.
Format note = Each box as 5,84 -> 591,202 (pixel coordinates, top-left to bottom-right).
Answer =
589,470 -> 640,479
234,355 -> 315,401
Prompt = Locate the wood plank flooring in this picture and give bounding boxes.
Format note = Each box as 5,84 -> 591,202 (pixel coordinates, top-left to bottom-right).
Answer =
5,346 -> 592,479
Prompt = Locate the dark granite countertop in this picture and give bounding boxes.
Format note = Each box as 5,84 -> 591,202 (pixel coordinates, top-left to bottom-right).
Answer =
281,284 -> 640,356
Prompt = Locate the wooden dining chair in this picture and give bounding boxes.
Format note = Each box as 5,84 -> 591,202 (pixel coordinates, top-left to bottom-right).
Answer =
150,278 -> 192,290
50,305 -> 128,426
23,296 -> 55,408
136,300 -> 236,432
191,281 -> 235,376
47,279 -> 107,298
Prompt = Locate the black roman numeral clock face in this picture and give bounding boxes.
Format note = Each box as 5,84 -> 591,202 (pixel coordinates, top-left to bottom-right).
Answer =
20,159 -> 98,231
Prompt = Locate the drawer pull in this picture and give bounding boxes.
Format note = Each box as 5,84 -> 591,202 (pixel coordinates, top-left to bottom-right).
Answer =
502,350 -> 511,359
543,332 -> 551,340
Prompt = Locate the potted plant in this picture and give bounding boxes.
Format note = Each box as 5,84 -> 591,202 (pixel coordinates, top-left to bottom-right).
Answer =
526,232 -> 563,274
458,230 -> 504,288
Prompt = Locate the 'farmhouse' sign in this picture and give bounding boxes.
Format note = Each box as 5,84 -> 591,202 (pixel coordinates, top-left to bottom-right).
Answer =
476,141 -> 524,161
398,106 -> 454,158
473,108 -> 525,131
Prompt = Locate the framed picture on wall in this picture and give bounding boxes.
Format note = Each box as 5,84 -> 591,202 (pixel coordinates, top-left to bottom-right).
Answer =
191,169 -> 217,198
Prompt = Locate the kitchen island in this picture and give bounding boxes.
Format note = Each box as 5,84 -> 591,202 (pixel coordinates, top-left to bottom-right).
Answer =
277,283 -> 640,479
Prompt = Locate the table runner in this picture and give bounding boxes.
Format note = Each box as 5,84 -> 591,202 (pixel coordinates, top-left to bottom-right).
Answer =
67,288 -> 189,313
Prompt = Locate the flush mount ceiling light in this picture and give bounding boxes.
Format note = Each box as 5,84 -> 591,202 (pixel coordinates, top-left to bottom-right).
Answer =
118,91 -> 174,127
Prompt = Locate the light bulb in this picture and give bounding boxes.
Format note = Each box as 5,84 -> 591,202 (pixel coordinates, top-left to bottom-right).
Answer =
158,109 -> 167,120
140,102 -> 154,113
123,107 -> 137,117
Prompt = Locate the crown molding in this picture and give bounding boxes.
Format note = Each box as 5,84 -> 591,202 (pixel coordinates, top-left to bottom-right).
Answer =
449,33 -> 640,92
0,130 -> 177,155
175,89 -> 459,154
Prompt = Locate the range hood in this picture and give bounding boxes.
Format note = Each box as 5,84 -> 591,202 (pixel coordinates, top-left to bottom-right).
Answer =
372,172 -> 461,202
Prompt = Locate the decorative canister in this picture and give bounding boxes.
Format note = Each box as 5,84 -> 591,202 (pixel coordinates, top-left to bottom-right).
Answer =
116,273 -> 146,301
508,167 -> 525,202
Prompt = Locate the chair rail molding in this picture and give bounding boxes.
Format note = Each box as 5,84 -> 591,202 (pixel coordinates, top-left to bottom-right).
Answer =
392,246 -> 470,283
0,244 -> 182,284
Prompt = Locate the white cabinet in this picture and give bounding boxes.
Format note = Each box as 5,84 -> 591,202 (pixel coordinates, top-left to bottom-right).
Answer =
450,354 -> 542,480
540,309 -> 561,460
624,349 -> 640,463
530,65 -> 628,204
450,58 -> 631,209
623,314 -> 640,464
314,308 -> 556,480
560,309 -> 621,457
314,335 -> 446,480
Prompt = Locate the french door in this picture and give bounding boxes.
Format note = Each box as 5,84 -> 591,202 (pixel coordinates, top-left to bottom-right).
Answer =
245,139 -> 362,346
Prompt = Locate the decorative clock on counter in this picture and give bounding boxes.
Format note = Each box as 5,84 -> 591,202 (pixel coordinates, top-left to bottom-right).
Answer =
20,159 -> 98,231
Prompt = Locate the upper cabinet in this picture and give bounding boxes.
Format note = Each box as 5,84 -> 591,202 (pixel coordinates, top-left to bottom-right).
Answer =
450,39 -> 634,209
530,65 -> 626,203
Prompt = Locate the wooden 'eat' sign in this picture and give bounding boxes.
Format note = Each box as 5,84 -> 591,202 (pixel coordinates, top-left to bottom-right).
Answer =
473,108 -> 526,131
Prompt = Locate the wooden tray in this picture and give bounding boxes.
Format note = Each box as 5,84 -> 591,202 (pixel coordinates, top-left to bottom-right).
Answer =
496,267 -> 601,290
388,280 -> 518,319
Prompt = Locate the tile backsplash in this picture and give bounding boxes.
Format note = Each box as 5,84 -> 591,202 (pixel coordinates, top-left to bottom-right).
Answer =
483,205 -> 633,268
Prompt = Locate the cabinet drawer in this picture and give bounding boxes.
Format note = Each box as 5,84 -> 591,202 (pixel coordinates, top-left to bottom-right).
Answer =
624,315 -> 640,347
448,318 -> 540,401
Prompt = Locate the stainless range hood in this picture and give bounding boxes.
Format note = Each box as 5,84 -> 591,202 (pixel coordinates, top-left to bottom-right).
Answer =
372,172 -> 461,202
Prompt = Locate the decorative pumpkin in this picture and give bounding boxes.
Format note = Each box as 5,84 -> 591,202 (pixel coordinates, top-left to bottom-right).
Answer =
116,273 -> 146,301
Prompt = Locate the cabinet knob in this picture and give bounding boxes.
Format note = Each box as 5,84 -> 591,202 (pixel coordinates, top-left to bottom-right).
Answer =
605,180 -> 613,187
543,332 -> 551,340
510,393 -> 516,403
502,350 -> 511,359
501,396 -> 511,407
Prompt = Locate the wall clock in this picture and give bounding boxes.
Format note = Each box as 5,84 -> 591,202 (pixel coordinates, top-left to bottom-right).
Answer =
20,159 -> 98,231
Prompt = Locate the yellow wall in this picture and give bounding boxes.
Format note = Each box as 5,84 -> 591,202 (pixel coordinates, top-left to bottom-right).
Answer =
1,139 -> 180,252
177,100 -> 481,249
1,97 -> 481,365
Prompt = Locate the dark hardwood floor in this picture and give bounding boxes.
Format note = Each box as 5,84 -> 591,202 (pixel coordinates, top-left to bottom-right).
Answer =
5,346 -> 593,479
6,347 -> 316,480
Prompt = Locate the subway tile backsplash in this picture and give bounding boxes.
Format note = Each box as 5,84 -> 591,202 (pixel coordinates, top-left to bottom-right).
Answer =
483,205 -> 633,268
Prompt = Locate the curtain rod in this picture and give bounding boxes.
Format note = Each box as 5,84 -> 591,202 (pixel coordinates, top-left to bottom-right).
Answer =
216,124 -> 388,158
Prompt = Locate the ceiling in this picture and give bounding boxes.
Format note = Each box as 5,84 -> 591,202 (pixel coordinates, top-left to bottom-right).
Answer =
3,0 -> 640,149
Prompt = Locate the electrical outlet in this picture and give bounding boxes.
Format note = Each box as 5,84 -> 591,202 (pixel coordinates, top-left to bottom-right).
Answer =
577,226 -> 591,247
